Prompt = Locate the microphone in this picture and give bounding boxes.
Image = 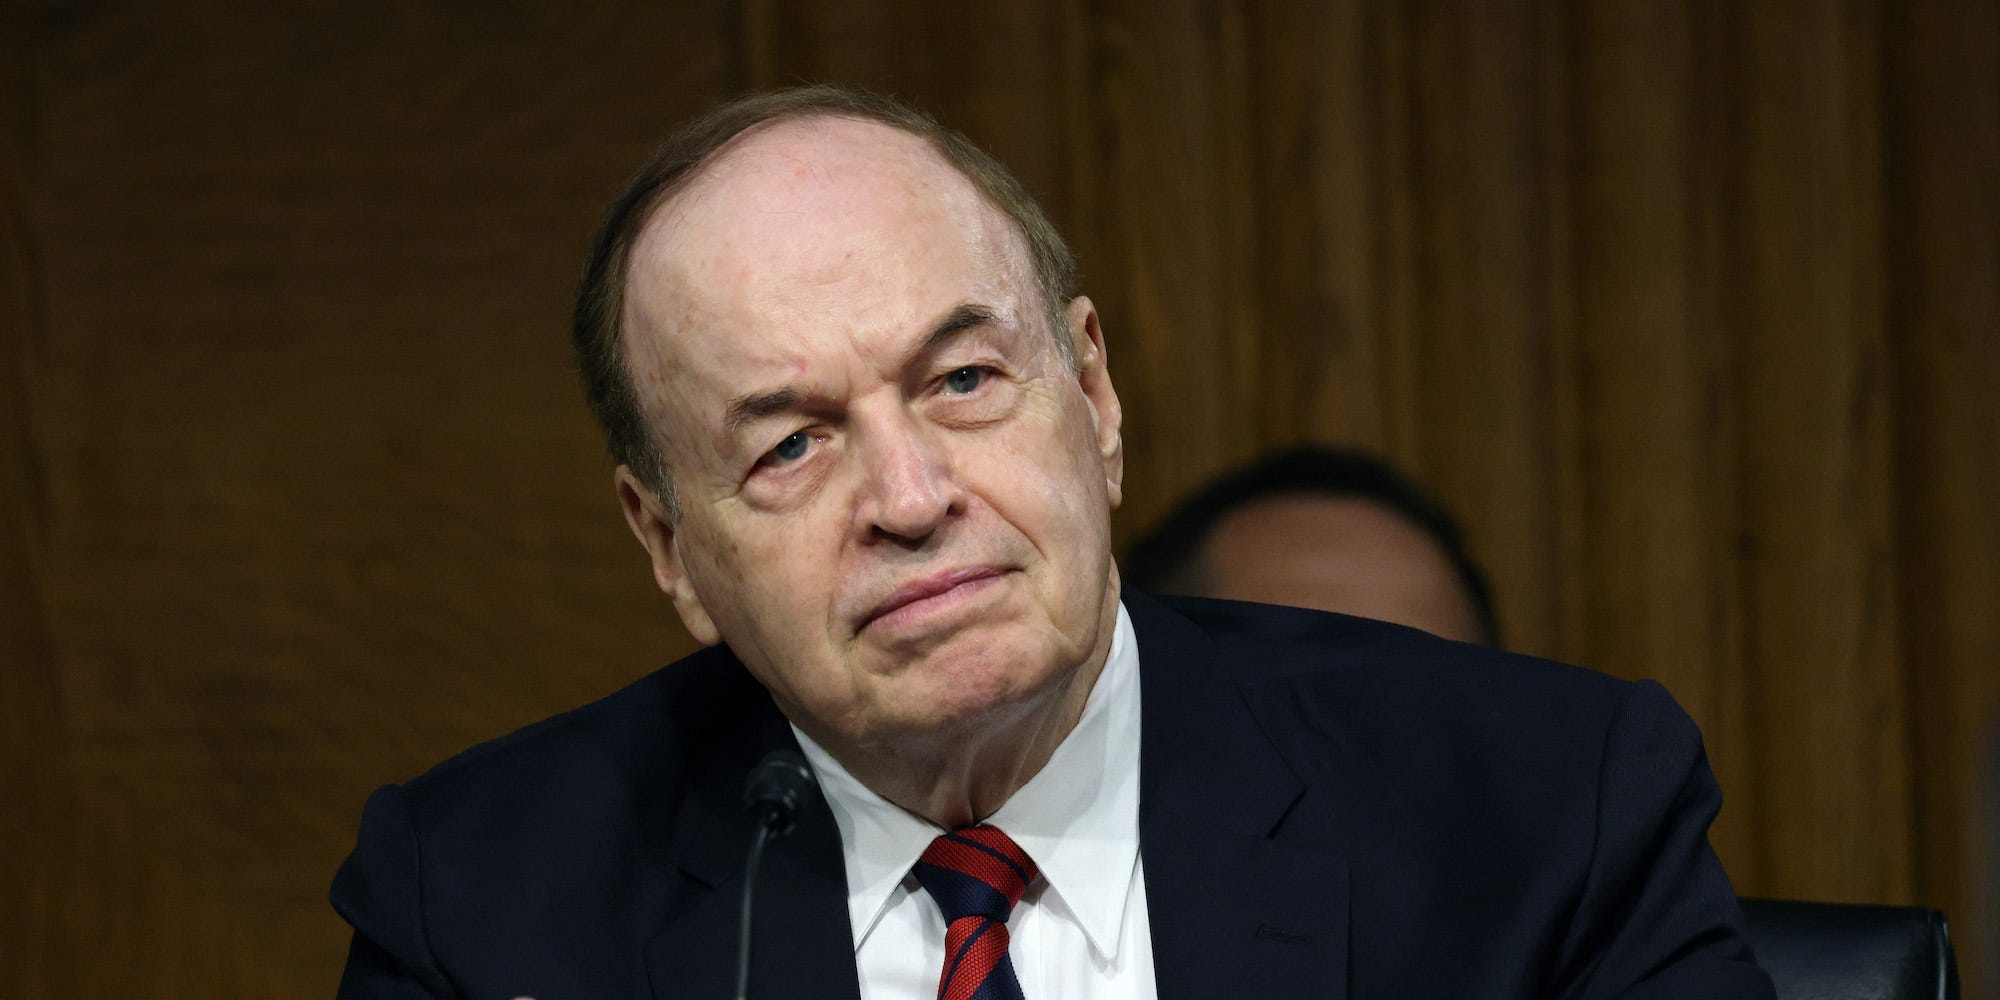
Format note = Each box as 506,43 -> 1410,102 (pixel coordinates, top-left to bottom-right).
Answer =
734,750 -> 819,1000
743,749 -> 817,836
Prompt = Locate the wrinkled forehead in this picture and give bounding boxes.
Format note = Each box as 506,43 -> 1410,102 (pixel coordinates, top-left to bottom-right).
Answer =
618,116 -> 1042,416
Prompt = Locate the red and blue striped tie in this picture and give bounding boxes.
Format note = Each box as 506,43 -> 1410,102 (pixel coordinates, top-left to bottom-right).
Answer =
912,824 -> 1039,1000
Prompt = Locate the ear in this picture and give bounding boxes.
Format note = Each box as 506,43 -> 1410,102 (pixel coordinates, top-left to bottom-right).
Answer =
614,466 -> 721,646
1065,296 -> 1124,510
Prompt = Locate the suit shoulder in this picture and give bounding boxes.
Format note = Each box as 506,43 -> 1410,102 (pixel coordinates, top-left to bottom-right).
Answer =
333,645 -> 773,990
1141,596 -> 1705,861
1140,593 -> 1644,758
388,643 -> 762,818
1154,592 -> 1623,695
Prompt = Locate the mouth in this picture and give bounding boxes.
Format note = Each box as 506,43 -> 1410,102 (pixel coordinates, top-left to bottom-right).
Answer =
860,565 -> 1011,633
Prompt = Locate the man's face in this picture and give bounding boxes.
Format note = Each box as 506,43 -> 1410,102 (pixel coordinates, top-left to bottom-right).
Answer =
615,118 -> 1125,752
1198,494 -> 1486,644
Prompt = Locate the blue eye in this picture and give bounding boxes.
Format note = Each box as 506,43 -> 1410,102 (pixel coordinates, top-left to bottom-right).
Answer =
943,366 -> 987,394
767,431 -> 811,464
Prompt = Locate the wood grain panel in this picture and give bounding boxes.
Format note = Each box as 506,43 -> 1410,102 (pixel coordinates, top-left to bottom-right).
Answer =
742,0 -> 911,92
1,0 -> 54,764
1083,0 -> 1264,539
1732,0 -> 1913,903
1235,4 -> 1396,453
13,2 -> 737,992
1884,0 -> 2000,984
2,2 -> 69,992
1392,3 -> 1566,659
1560,0 -> 1764,885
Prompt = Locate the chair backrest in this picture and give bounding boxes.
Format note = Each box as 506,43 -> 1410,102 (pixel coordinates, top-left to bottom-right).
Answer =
1740,898 -> 1959,1000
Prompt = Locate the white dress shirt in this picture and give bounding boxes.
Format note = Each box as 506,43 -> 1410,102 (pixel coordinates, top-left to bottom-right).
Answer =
793,601 -> 1156,1000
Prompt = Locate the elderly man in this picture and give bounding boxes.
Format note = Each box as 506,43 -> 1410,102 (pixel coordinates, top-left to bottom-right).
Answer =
332,87 -> 1771,999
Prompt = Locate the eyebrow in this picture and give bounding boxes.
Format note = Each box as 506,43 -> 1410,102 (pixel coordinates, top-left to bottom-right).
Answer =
722,386 -> 806,435
720,303 -> 1002,435
913,303 -> 1000,360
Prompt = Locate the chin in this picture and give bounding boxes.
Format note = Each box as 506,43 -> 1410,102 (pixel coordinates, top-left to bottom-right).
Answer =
879,643 -> 1070,738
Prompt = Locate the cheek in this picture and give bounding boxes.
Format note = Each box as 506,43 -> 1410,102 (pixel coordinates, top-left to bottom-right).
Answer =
725,510 -> 857,625
978,420 -> 1112,563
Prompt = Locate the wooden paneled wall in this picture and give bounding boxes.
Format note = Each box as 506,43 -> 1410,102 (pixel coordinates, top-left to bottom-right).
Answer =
6,2 -> 1996,995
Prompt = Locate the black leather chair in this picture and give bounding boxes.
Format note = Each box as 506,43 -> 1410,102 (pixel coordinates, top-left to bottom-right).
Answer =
1740,898 -> 1960,1000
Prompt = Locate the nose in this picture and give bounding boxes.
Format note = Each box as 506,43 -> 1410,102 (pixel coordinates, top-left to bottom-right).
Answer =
855,412 -> 961,545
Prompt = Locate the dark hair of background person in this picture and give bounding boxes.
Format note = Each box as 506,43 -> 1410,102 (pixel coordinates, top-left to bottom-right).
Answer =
1123,446 -> 1503,646
572,84 -> 1082,515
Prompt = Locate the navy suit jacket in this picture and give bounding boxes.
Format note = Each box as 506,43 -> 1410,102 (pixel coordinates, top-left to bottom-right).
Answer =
332,590 -> 1772,998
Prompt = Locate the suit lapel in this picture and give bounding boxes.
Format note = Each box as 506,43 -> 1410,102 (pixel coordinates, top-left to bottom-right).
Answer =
643,596 -> 1354,1000
644,680 -> 861,1000
1130,592 -> 1351,1000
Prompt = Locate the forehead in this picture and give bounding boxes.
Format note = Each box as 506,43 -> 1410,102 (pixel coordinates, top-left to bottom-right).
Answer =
620,118 -> 1036,390
1207,495 -> 1463,593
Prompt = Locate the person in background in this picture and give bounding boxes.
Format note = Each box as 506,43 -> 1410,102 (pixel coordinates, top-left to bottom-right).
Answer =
1125,445 -> 1499,645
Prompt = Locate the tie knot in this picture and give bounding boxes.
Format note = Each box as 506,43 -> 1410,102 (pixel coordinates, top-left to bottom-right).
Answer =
912,824 -> 1039,923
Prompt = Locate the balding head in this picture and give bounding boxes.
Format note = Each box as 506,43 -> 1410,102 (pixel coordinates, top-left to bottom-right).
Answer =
619,117 -> 1049,507
572,87 -> 1080,513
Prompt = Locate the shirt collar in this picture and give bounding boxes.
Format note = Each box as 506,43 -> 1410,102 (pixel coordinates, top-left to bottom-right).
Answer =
793,600 -> 1144,960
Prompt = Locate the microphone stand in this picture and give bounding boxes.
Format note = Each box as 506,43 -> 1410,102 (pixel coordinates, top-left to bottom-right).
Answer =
733,822 -> 777,1000
734,750 -> 819,1000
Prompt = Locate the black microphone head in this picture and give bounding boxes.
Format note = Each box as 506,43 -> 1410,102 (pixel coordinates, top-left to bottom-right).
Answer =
743,750 -> 818,837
